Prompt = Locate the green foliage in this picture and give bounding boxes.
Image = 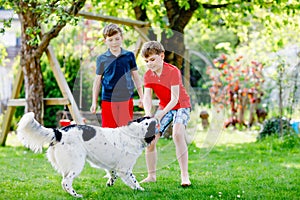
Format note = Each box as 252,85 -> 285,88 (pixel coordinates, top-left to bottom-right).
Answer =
0,17 -> 12,34
185,25 -> 239,88
256,132 -> 300,150
234,6 -> 300,63
184,1 -> 299,90
257,117 -> 300,148
3,0 -> 82,38
2,0 -> 300,127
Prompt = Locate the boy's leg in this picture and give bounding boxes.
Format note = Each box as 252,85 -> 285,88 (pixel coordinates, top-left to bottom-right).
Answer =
173,123 -> 191,186
140,134 -> 160,183
141,110 -> 172,183
115,99 -> 133,127
172,108 -> 191,186
101,101 -> 117,128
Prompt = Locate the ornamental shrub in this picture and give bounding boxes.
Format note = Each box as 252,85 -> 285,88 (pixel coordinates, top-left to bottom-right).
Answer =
257,117 -> 300,149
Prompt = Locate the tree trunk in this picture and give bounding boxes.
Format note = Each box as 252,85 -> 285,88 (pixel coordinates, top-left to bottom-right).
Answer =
237,93 -> 247,127
161,32 -> 185,68
16,0 -> 86,123
131,0 -> 198,68
162,0 -> 199,68
22,52 -> 44,124
248,94 -> 257,127
18,4 -> 44,123
131,0 -> 156,40
278,64 -> 284,138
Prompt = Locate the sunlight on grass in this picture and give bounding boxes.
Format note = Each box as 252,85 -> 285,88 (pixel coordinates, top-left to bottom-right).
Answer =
282,163 -> 300,169
187,105 -> 258,150
5,131 -> 22,147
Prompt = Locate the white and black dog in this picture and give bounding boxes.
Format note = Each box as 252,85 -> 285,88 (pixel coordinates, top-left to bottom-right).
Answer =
17,112 -> 157,198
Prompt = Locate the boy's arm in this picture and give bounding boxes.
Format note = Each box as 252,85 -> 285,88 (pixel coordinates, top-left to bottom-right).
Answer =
143,87 -> 153,117
155,85 -> 179,121
90,75 -> 102,113
131,70 -> 144,107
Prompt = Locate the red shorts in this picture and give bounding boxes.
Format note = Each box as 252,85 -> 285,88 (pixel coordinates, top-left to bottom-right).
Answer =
101,99 -> 133,128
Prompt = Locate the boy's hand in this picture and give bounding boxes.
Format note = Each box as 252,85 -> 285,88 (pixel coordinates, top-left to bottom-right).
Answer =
138,99 -> 143,108
154,117 -> 161,131
90,104 -> 97,114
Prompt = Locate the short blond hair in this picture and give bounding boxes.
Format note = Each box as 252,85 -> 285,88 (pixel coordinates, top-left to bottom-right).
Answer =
141,41 -> 165,58
103,23 -> 123,39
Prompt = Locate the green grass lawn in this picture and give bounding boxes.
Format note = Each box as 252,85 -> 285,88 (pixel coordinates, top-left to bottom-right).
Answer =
0,129 -> 299,200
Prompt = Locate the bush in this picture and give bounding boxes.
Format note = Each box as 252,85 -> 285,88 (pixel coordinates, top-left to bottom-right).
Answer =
258,117 -> 293,139
257,117 -> 300,149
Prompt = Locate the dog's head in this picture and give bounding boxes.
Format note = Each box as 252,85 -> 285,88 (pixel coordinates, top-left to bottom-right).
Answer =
128,116 -> 157,145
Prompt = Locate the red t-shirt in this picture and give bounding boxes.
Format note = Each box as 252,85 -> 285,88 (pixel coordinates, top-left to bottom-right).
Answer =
144,62 -> 191,110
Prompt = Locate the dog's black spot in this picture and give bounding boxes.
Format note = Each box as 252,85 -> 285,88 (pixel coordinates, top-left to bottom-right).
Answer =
77,125 -> 96,142
104,142 -> 107,145
145,121 -> 156,144
61,124 -> 96,142
52,128 -> 62,142
128,116 -> 151,125
61,124 -> 77,132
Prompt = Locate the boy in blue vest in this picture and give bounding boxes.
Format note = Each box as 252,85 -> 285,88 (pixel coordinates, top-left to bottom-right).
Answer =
90,23 -> 143,127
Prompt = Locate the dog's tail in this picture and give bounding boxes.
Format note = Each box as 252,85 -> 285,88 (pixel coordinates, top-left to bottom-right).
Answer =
17,112 -> 61,153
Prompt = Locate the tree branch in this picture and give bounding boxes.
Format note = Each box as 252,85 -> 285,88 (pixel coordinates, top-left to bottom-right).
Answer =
36,0 -> 86,57
164,0 -> 199,31
202,3 -> 231,9
201,0 -> 253,9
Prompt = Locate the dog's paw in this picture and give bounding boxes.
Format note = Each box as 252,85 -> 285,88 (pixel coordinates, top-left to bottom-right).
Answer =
136,186 -> 144,191
73,193 -> 83,198
106,179 -> 114,187
106,183 -> 113,187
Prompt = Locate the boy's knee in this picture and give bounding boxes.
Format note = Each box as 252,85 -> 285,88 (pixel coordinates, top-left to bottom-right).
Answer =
172,131 -> 185,141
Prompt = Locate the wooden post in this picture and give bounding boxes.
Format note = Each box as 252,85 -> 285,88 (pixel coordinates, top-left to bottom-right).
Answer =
78,11 -> 150,27
133,26 -> 150,42
46,46 -> 84,125
0,68 -> 23,146
134,37 -> 143,57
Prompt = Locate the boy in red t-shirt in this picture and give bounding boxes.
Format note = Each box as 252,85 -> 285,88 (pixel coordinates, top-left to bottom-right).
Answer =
90,24 -> 143,127
141,41 -> 191,187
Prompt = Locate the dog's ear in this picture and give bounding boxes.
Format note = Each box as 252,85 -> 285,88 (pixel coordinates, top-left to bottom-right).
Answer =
144,120 -> 156,144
